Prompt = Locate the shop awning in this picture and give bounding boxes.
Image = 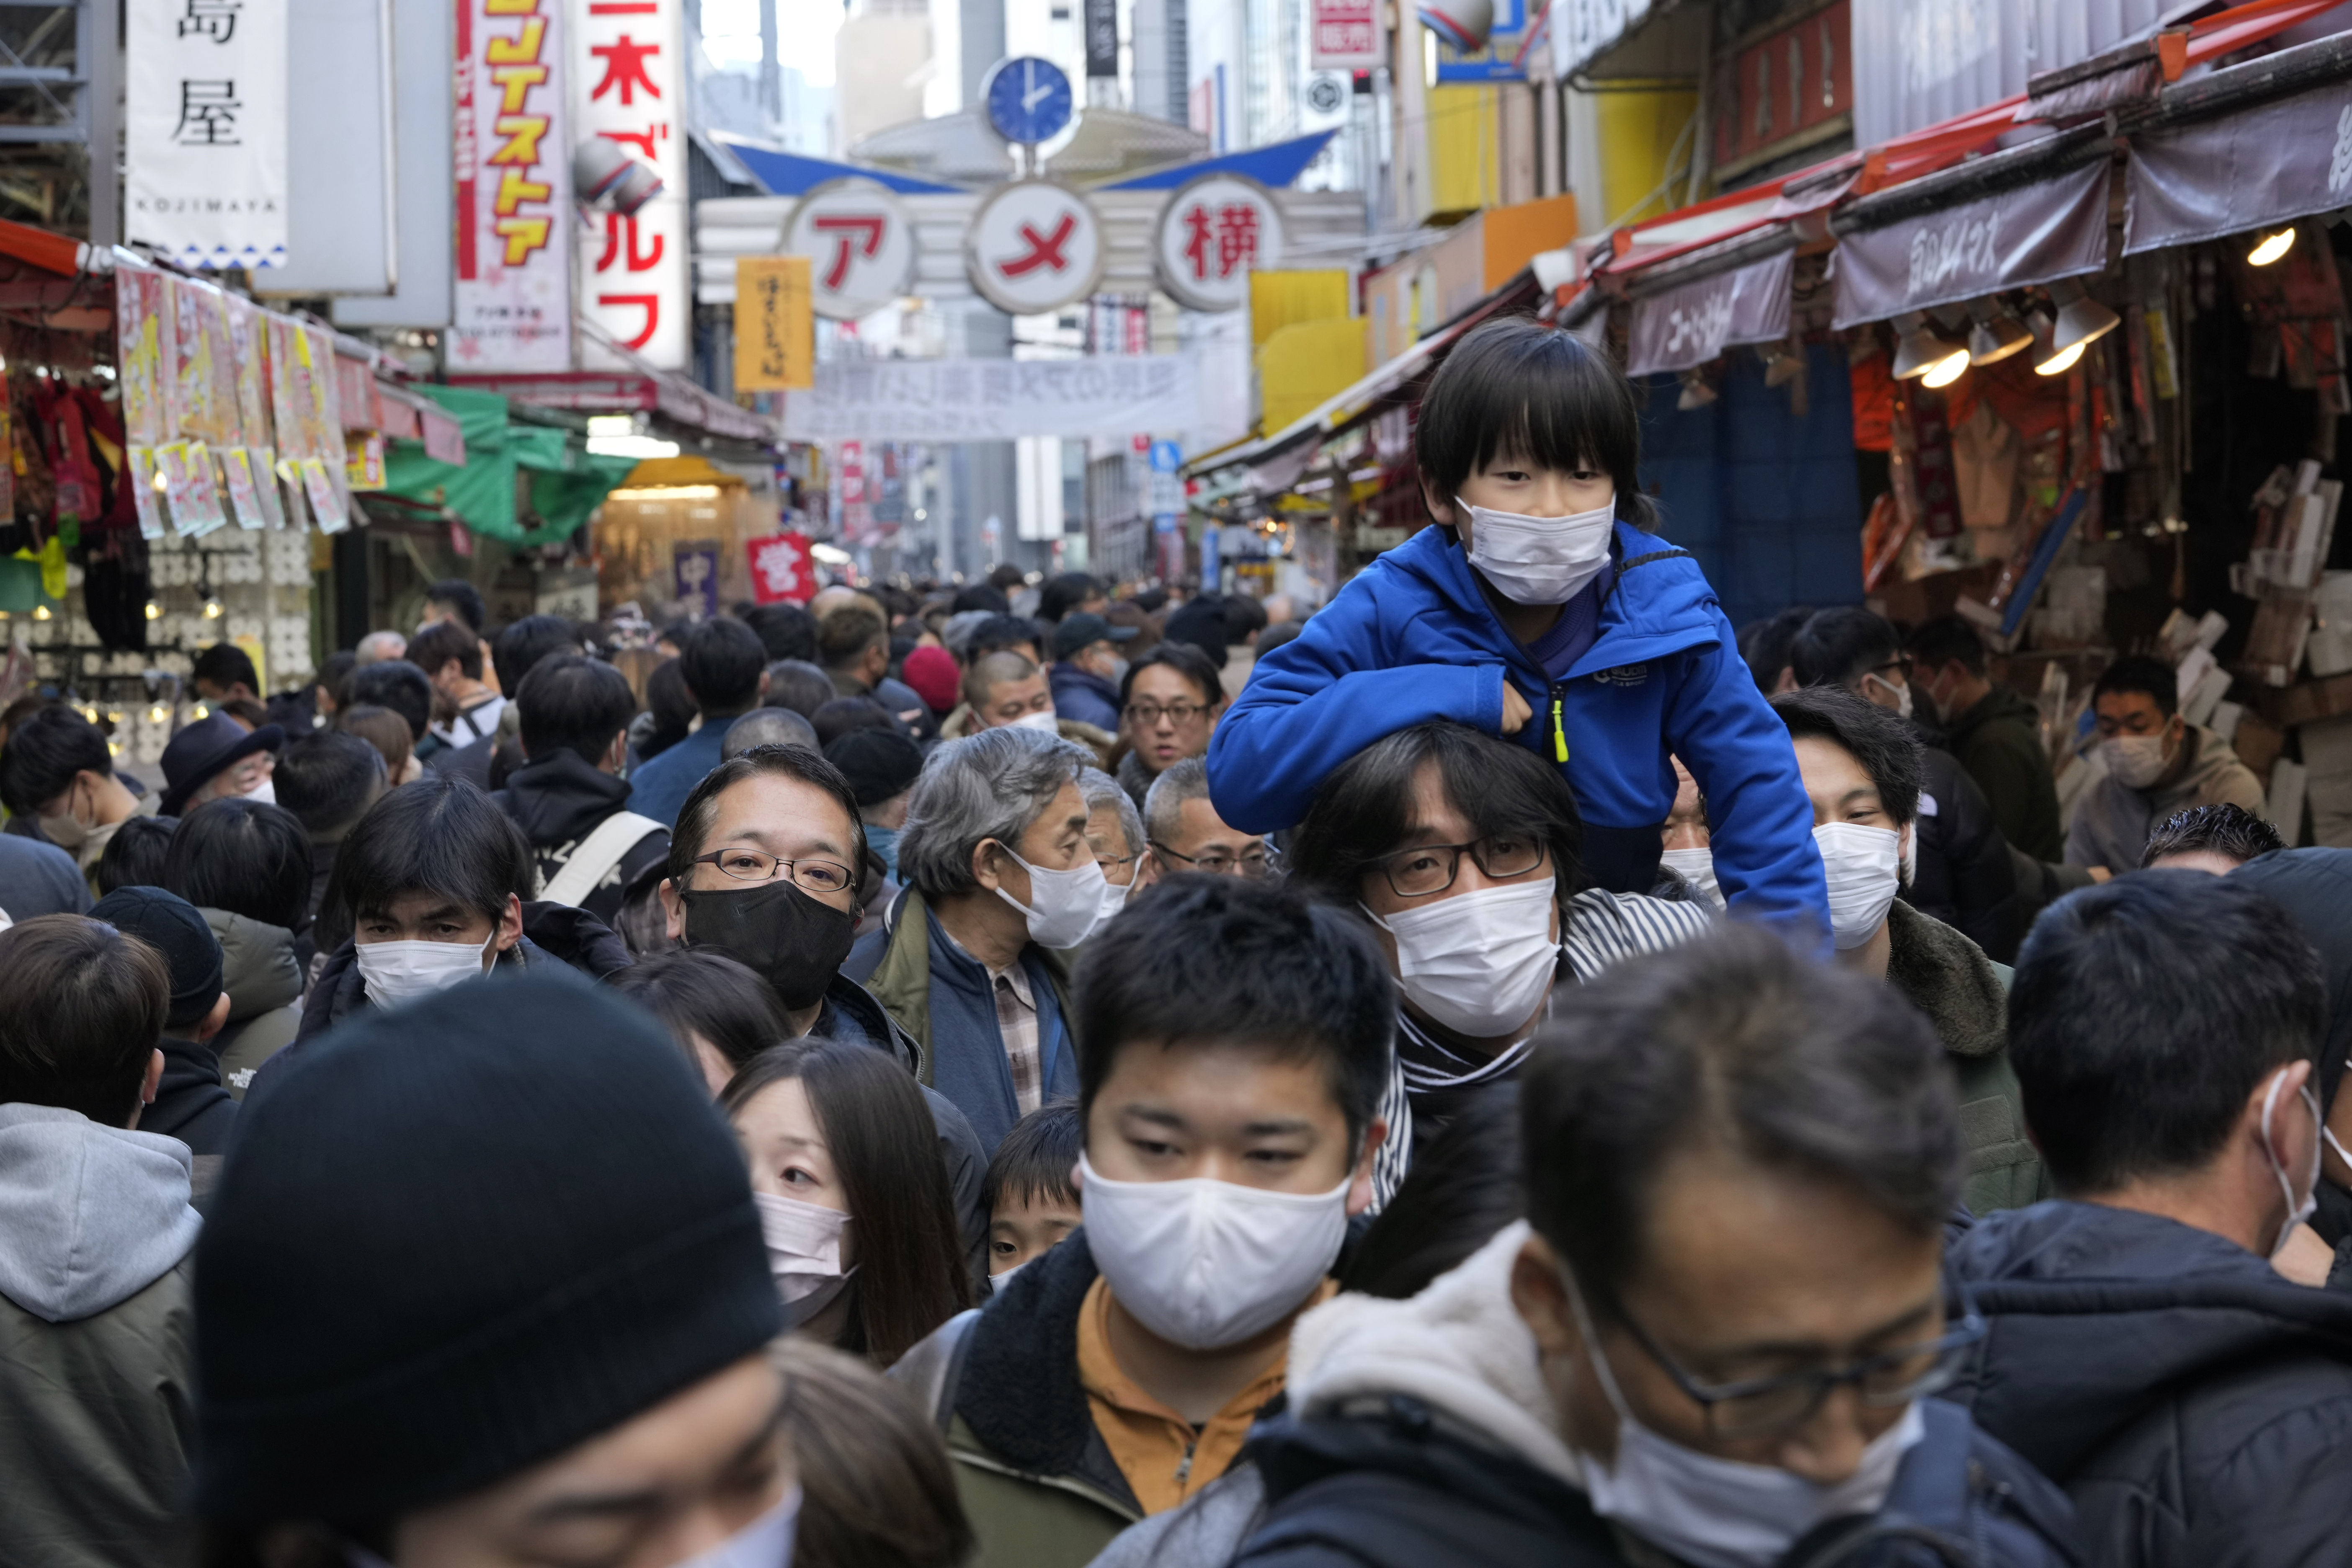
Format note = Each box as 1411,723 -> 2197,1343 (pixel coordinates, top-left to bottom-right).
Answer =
379,385 -> 637,548
2126,33 -> 2352,255
1830,160 -> 2110,330
1626,245 -> 1795,377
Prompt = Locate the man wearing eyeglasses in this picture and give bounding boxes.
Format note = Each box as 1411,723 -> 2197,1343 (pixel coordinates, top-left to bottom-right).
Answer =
1209,926 -> 2078,1568
1134,758 -> 1270,890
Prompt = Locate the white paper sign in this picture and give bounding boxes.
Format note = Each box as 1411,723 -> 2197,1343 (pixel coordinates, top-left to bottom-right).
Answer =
572,0 -> 691,370
783,357 -> 1203,442
450,0 -> 573,371
126,0 -> 289,270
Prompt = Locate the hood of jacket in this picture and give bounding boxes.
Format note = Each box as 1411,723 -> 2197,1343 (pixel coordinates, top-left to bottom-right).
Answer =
0,1103 -> 202,1323
956,1221 -> 1111,1479
518,898 -> 635,980
496,750 -> 634,846
1945,683 -> 2041,747
1376,521 -> 1723,681
2168,723 -> 2247,805
203,906 -> 302,1024
1884,900 -> 2006,1058
1947,1198 -> 2352,1481
1286,1220 -> 1582,1489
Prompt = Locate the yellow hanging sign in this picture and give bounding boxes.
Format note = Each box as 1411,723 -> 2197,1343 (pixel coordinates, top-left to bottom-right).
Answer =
734,256 -> 815,392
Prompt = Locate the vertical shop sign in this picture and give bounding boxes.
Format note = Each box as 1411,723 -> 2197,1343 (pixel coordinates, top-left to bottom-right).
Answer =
674,540 -> 721,618
126,0 -> 289,269
1084,0 -> 1118,78
1309,0 -> 1382,70
572,0 -> 690,370
747,531 -> 817,603
451,0 -> 573,371
733,255 -> 815,391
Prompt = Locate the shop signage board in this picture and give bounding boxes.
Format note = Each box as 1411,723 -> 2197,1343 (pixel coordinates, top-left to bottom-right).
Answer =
1831,162 -> 2109,328
966,182 -> 1106,315
674,540 -> 722,618
1085,0 -> 1119,78
126,0 -> 289,270
733,256 -> 815,390
571,0 -> 691,370
1310,0 -> 1384,70
784,181 -> 920,320
1626,249 -> 1795,376
1155,174 -> 1286,313
748,531 -> 818,603
451,0 -> 573,371
782,356 -> 1203,441
2126,80 -> 2352,254
1552,0 -> 1656,78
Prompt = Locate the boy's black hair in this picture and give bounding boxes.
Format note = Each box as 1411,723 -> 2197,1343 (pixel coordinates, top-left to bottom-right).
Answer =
743,603 -> 819,664
952,582 -> 1012,616
1771,684 -> 1924,826
965,614 -> 1042,663
315,649 -> 358,708
423,578 -> 487,633
1116,642 -> 1225,711
2011,871 -> 2323,1195
642,657 -> 698,752
984,1100 -> 1083,1215
1789,605 -> 1901,690
325,773 -> 534,930
1906,614 -> 1988,678
680,617 -> 767,713
492,614 -> 583,698
0,705 -> 112,814
1413,315 -> 1659,531
2094,654 -> 2180,720
1342,1081 -> 1523,1300
1037,573 -> 1101,623
345,660 -> 434,743
165,798 -> 314,933
2141,802 -> 2283,869
94,814 -> 178,897
407,620 -> 483,683
812,696 -> 893,747
193,642 -> 260,695
0,915 -> 170,1126
1737,605 -> 1813,695
273,730 -> 386,837
516,655 -> 637,769
1073,875 -> 1395,1149
1286,720 -> 1587,906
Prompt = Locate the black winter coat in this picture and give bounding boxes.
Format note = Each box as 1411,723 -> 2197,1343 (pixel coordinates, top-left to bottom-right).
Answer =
1946,1199 -> 2352,1568
1903,734 -> 2021,963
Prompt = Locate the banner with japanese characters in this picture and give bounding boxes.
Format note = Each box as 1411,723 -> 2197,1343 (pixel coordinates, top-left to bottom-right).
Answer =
733,256 -> 815,391
126,0 -> 288,269
451,0 -> 573,371
571,0 -> 690,370
781,357 -> 1203,442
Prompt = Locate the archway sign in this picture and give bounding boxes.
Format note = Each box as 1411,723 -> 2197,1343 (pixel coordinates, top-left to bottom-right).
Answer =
1154,172 -> 1286,313
782,179 -> 919,320
967,180 -> 1104,315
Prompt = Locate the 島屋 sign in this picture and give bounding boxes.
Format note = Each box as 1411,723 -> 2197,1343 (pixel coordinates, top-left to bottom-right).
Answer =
127,0 -> 288,269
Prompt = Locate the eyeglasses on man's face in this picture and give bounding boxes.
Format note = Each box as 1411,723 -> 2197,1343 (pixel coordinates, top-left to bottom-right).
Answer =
1150,840 -> 1274,878
691,848 -> 857,895
1124,701 -> 1214,729
1368,835 -> 1545,898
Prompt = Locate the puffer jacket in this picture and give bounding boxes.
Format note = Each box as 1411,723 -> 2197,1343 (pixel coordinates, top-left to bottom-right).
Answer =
200,906 -> 303,1099
1904,737 -> 2021,964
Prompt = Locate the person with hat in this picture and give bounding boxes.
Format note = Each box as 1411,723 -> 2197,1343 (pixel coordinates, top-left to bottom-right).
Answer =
87,885 -> 238,1156
1048,611 -> 1139,733
826,727 -> 924,883
192,974 -> 802,1567
0,706 -> 160,878
158,711 -> 284,819
901,644 -> 963,721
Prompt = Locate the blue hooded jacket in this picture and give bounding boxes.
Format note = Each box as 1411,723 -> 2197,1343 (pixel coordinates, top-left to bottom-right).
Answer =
1206,521 -> 1828,940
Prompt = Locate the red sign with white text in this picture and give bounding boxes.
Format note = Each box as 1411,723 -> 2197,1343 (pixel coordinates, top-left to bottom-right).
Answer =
571,0 -> 689,369
748,531 -> 818,604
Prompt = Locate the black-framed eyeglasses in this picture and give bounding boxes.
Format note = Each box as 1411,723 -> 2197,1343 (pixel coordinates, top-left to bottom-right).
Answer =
1150,840 -> 1274,877
1596,1278 -> 1986,1441
1092,847 -> 1140,869
1868,655 -> 1914,683
1367,836 -> 1545,898
690,848 -> 857,895
1124,700 -> 1214,728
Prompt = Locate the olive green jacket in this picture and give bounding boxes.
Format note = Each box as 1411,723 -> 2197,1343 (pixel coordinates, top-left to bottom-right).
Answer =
1887,899 -> 2046,1213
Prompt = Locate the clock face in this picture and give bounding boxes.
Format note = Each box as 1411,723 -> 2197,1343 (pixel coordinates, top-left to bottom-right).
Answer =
984,56 -> 1074,146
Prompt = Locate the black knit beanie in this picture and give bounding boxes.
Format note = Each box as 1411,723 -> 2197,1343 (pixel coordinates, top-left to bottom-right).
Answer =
193,972 -> 782,1525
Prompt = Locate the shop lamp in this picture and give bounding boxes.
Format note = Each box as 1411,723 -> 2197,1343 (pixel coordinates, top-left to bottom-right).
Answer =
2027,311 -> 2083,377
1890,312 -> 1969,382
143,601 -> 162,621
2033,279 -> 2120,376
1676,368 -> 1717,409
1759,339 -> 1805,388
2248,227 -> 2297,267
1965,298 -> 2035,366
203,598 -> 223,618
31,604 -> 49,620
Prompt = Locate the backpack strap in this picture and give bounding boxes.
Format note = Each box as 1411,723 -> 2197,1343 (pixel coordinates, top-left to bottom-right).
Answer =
539,811 -> 665,907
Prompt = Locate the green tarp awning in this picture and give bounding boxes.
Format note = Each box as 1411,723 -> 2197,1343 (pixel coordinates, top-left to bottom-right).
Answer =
379,385 -> 637,548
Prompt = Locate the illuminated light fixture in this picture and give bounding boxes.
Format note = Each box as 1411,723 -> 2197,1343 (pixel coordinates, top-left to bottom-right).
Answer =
191,703 -> 210,720
586,433 -> 683,460
2248,226 -> 2297,266
203,598 -> 224,618
151,469 -> 168,491
1759,339 -> 1805,388
1965,298 -> 2035,366
143,601 -> 162,620
605,484 -> 721,501
80,706 -> 97,722
149,704 -> 168,723
2033,279 -> 2120,376
1676,368 -> 1717,410
31,604 -> 50,620
105,709 -> 123,725
1890,312 -> 1969,383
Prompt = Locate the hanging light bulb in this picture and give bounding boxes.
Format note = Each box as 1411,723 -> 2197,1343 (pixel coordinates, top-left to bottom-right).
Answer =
144,601 -> 162,621
1964,297 -> 2035,366
1890,312 -> 1970,383
32,604 -> 50,621
2248,227 -> 2297,267
149,704 -> 168,723
203,598 -> 224,618
2033,279 -> 2120,376
191,703 -> 209,720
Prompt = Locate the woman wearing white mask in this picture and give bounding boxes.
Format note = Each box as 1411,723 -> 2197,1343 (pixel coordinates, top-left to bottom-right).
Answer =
722,1038 -> 972,1368
1214,925 -> 2079,1568
1772,686 -> 2043,1216
1286,722 -> 1716,1208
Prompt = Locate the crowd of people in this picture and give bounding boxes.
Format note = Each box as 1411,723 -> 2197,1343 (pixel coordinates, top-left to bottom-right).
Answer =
0,315 -> 2343,1568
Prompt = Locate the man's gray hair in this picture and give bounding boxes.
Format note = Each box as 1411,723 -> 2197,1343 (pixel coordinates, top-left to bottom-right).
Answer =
1079,766 -> 1144,860
897,726 -> 1093,897
722,707 -> 818,759
1142,756 -> 1212,848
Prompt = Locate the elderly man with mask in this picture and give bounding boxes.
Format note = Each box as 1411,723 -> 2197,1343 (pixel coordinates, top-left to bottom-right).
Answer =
1080,766 -> 1145,931
843,728 -> 1104,1153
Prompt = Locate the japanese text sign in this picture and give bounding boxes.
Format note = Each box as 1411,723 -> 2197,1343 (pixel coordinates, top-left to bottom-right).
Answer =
127,0 -> 288,269
747,530 -> 817,604
451,0 -> 573,371
1310,0 -> 1382,70
734,255 -> 815,391
674,539 -> 721,618
1625,249 -> 1795,377
782,356 -> 1203,442
785,181 -> 918,321
1832,162 -> 2109,329
967,181 -> 1104,316
572,0 -> 690,369
1155,174 -> 1285,313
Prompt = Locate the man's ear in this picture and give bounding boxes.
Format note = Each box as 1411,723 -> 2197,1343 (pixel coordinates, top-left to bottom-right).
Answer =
127,1049 -> 165,1129
495,893 -> 526,954
971,838 -> 1008,893
1509,1230 -> 1580,1357
660,877 -> 686,942
1421,478 -> 1456,527
1345,1117 -> 1389,1217
191,990 -> 233,1044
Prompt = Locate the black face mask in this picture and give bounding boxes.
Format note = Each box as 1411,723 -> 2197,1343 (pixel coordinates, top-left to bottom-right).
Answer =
681,879 -> 859,1012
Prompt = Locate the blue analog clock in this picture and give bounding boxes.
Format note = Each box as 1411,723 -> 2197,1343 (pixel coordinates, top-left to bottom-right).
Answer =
983,56 -> 1074,147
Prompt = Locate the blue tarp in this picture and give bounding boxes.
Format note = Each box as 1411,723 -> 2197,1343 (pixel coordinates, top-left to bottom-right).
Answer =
710,135 -> 965,196
1637,342 -> 1866,636
1099,129 -> 1337,190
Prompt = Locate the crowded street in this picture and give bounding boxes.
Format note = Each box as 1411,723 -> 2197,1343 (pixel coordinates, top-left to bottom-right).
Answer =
7,0 -> 2352,1565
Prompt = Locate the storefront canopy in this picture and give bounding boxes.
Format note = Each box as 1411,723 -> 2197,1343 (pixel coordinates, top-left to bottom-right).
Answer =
2127,41 -> 2352,255
1830,161 -> 2111,330
380,385 -> 637,548
1627,245 -> 1795,377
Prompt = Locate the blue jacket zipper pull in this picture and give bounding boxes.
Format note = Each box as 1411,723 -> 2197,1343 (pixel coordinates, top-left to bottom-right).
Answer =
1550,683 -> 1568,763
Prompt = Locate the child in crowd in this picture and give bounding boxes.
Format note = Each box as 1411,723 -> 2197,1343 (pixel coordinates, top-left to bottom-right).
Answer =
985,1101 -> 1084,1289
1206,315 -> 1826,938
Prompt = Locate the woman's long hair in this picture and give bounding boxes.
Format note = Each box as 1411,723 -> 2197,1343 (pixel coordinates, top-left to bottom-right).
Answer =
722,1039 -> 972,1366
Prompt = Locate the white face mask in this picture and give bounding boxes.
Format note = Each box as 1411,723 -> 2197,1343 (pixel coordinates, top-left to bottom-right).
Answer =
992,843 -> 1109,949
1095,870 -> 1134,929
1564,1270 -> 1924,1568
753,1190 -> 856,1328
1363,877 -> 1560,1039
1009,708 -> 1061,732
1101,655 -> 1131,688
242,775 -> 277,806
356,933 -> 496,1008
2260,1069 -> 2323,1259
1813,822 -> 1902,952
1460,494 -> 1616,606
1078,1150 -> 1350,1350
2101,732 -> 2171,790
990,1256 -> 1031,1289
1658,847 -> 1723,909
1861,671 -> 1913,722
